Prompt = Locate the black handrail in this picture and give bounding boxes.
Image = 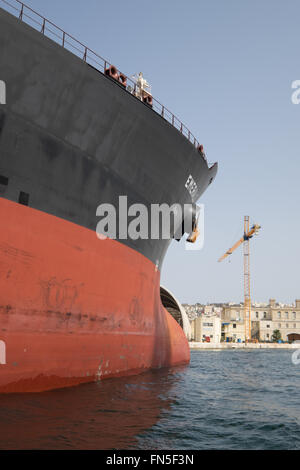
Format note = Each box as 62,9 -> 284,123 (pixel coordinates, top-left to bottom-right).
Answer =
0,0 -> 207,161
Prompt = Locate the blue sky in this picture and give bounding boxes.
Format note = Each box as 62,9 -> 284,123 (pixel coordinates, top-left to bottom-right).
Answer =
15,0 -> 300,304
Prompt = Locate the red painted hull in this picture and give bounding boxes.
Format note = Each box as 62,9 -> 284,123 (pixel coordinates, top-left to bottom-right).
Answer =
0,198 -> 189,393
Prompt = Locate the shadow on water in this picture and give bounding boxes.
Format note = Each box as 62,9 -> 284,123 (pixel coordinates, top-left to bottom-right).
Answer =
0,365 -> 188,450
1,350 -> 300,450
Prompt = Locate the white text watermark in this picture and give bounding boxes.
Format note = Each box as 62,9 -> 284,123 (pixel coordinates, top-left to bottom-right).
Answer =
96,196 -> 205,251
0,80 -> 6,105
291,349 -> 300,365
291,80 -> 300,104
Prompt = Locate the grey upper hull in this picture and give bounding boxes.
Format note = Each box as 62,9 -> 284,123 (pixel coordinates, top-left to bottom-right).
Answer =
0,7 -> 217,268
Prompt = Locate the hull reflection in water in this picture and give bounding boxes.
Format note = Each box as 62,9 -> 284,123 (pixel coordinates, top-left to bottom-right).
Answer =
0,366 -> 188,450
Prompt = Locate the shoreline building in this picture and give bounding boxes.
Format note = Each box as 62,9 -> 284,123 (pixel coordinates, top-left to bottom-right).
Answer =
191,313 -> 221,343
186,303 -> 223,343
187,300 -> 300,343
222,299 -> 300,342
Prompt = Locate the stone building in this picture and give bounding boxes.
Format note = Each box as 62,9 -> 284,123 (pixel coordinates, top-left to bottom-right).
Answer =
222,299 -> 300,342
191,314 -> 221,343
222,319 -> 245,343
268,299 -> 300,342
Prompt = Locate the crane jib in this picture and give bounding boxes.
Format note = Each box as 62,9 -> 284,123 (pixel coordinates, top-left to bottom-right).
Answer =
218,217 -> 261,342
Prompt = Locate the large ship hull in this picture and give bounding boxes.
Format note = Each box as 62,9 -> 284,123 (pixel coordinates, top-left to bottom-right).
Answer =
0,197 -> 189,393
0,5 -> 217,393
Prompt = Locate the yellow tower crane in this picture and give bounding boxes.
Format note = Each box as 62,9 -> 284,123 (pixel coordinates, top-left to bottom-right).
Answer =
218,217 -> 261,342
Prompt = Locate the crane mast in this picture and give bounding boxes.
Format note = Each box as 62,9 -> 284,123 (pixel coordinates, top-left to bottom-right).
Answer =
218,216 -> 261,343
243,216 -> 251,341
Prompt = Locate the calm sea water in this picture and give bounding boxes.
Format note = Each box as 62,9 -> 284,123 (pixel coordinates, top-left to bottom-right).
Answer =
0,350 -> 299,450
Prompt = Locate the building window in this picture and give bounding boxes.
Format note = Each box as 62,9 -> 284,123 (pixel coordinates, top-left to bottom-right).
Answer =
286,323 -> 289,328
294,324 -> 297,329
233,324 -> 236,329
277,312 -> 281,318
278,323 -> 281,328
267,325 -> 270,328
285,312 -> 289,319
256,312 -> 259,319
263,312 -> 267,319
293,312 -> 296,320
266,334 -> 270,339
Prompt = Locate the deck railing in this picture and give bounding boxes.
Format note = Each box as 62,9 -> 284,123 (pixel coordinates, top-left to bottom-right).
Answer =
0,0 -> 207,159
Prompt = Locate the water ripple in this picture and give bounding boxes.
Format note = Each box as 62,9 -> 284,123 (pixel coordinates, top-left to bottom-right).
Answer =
0,350 -> 299,449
